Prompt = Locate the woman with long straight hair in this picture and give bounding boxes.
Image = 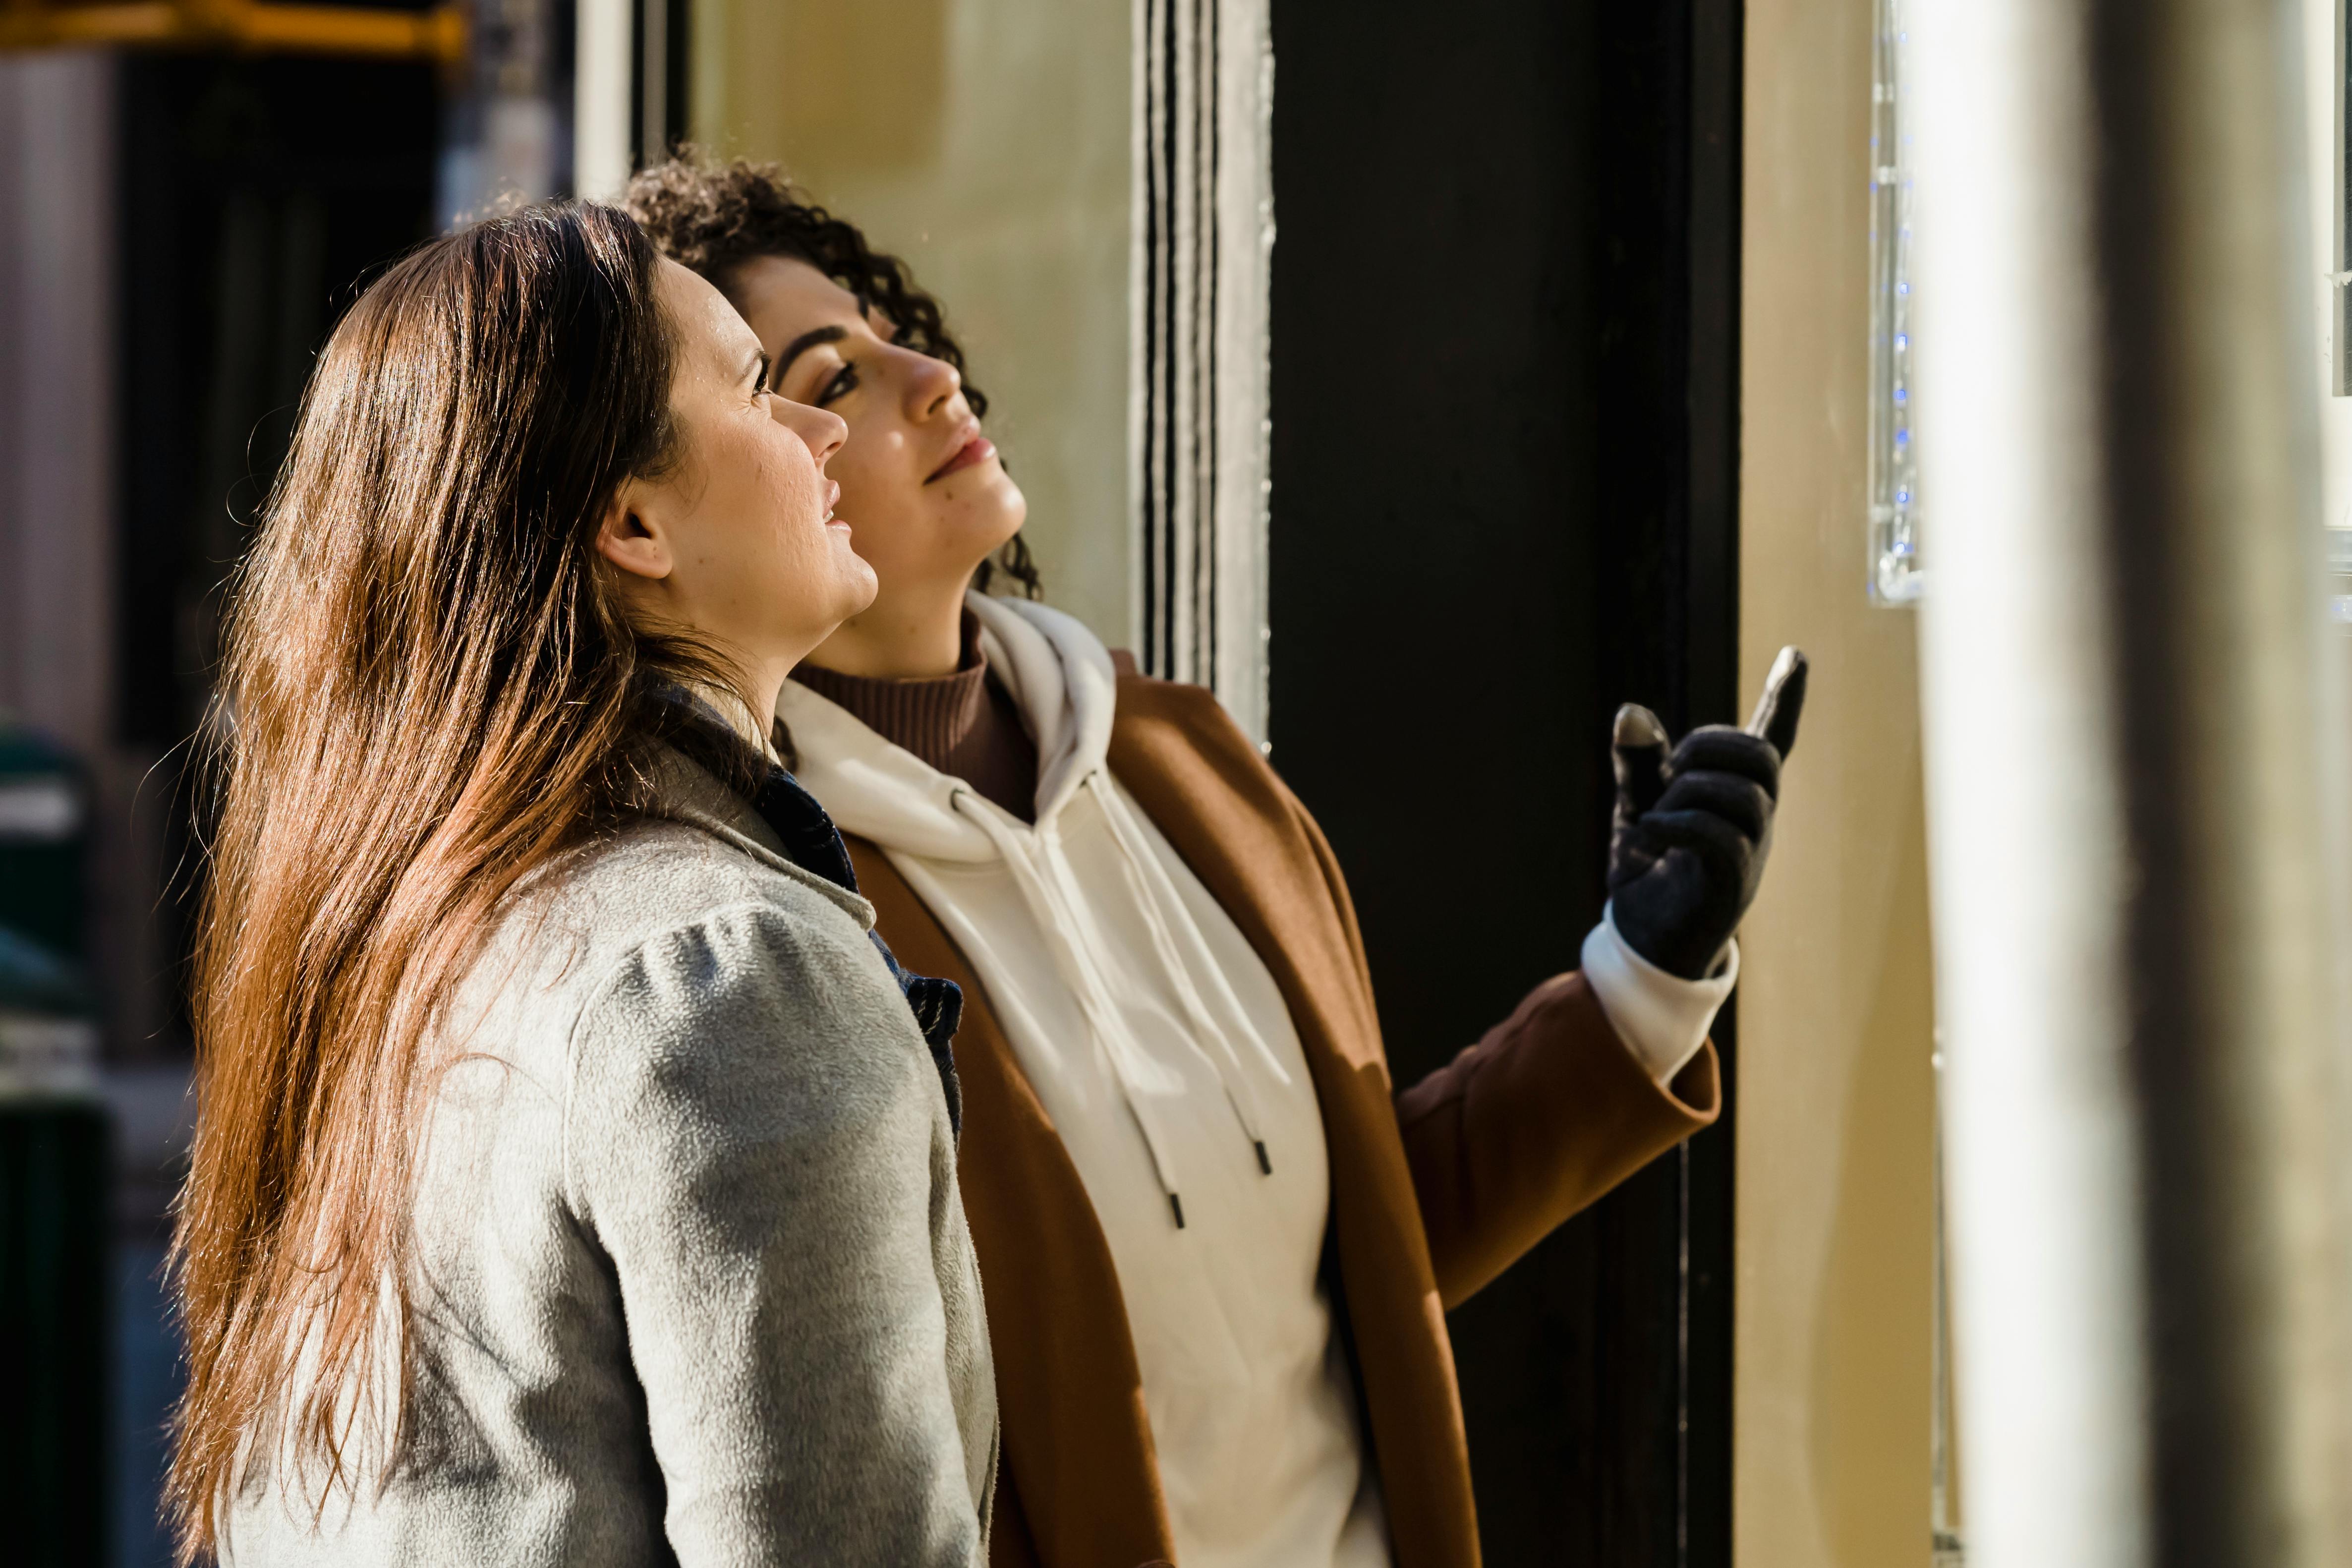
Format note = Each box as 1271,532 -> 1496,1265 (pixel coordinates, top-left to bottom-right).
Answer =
628,160 -> 1804,1568
170,201 -> 995,1566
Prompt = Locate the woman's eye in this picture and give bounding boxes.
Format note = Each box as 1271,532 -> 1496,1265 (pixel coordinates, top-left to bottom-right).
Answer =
816,363 -> 859,407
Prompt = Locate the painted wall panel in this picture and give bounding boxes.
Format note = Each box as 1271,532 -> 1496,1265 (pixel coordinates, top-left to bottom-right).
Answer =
1737,0 -> 1937,1561
689,0 -> 1133,644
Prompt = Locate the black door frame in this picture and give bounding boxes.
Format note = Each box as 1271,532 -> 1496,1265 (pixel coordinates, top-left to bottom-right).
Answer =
1591,3 -> 1743,1557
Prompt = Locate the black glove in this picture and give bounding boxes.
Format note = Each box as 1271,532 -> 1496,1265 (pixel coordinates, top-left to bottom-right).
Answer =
1607,647 -> 1808,981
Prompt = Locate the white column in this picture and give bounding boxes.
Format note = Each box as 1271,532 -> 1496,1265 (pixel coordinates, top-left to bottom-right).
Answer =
575,0 -> 635,199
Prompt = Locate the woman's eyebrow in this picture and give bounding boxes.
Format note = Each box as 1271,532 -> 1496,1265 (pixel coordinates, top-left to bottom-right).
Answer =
772,324 -> 849,387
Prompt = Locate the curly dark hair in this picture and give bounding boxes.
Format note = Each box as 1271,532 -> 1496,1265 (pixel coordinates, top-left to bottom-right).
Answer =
623,154 -> 1042,599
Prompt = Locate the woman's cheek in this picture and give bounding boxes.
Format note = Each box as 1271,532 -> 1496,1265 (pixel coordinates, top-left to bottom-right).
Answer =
756,435 -> 821,538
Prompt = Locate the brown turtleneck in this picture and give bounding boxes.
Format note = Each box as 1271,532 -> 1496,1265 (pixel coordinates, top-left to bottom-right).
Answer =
790,611 -> 1040,823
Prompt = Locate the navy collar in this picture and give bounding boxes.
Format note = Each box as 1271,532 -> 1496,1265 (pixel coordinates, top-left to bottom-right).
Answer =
648,690 -> 859,891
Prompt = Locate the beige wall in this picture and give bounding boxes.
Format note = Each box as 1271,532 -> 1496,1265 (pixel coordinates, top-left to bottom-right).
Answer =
688,0 -> 1134,644
1736,0 -> 1939,1563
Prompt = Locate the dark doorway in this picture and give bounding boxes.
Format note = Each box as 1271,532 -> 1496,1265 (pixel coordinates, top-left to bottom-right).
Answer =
113,51 -> 441,1054
1267,2 -> 1742,1562
116,52 -> 442,757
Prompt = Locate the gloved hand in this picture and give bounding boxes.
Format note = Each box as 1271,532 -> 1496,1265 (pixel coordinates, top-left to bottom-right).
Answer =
1607,646 -> 1808,981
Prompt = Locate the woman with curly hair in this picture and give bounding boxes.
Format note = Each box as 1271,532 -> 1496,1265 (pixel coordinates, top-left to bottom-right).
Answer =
628,158 -> 1805,1568
170,201 -> 995,1566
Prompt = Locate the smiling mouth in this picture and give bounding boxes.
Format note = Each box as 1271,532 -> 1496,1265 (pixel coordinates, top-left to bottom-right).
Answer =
926,432 -> 996,484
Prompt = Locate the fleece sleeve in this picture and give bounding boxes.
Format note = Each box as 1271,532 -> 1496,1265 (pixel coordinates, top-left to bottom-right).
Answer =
565,903 -> 985,1568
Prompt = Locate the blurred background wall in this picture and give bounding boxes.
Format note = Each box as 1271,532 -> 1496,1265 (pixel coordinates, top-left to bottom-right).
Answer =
0,53 -> 113,773
1,27 -> 451,1567
686,0 -> 1134,643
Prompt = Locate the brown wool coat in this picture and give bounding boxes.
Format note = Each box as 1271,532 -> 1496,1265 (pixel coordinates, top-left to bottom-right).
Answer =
845,669 -> 1721,1568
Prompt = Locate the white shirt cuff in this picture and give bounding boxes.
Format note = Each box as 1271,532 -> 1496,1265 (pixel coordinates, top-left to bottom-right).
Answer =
1579,902 -> 1737,1087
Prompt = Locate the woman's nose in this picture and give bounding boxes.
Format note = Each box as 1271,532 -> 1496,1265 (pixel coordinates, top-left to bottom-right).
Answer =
776,397 -> 849,468
902,346 -> 962,419
808,406 -> 848,466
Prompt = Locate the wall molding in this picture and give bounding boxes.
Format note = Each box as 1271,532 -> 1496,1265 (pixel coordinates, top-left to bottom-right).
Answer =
1129,0 -> 1273,741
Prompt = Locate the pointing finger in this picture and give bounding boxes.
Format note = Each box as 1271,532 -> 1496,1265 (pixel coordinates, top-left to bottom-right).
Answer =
1612,703 -> 1670,817
1744,646 -> 1809,759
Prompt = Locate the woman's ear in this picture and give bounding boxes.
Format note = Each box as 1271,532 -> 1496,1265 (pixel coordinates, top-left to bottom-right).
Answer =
594,479 -> 672,582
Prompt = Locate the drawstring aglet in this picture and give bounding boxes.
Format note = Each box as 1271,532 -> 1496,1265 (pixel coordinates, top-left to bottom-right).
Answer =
1255,1141 -> 1272,1176
1169,1193 -> 1187,1229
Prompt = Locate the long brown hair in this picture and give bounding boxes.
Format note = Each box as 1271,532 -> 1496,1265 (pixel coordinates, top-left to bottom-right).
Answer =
167,201 -> 740,1560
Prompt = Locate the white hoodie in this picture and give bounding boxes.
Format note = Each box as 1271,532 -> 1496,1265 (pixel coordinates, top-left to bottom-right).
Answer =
779,592 -> 1733,1568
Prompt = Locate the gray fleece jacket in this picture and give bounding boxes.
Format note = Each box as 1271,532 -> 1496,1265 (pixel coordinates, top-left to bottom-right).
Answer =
220,743 -> 997,1567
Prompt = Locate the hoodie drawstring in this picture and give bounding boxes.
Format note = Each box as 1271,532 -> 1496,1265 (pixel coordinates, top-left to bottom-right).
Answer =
950,774 -> 1278,1228
1085,771 -> 1280,1177
953,788 -> 1196,1227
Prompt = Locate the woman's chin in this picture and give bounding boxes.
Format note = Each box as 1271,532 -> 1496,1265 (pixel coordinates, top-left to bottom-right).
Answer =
837,551 -> 881,615
938,472 -> 1027,545
824,517 -> 871,566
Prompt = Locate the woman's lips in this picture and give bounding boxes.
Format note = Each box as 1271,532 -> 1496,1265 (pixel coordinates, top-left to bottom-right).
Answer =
926,433 -> 996,483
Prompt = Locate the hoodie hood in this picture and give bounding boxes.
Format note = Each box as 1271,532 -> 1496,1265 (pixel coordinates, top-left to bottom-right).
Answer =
780,592 -> 1118,861
778,592 -> 1280,1230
